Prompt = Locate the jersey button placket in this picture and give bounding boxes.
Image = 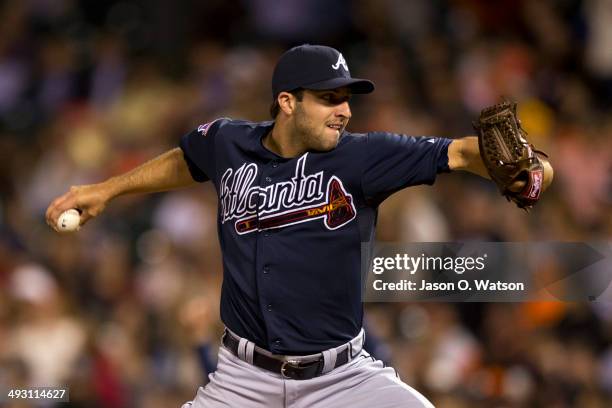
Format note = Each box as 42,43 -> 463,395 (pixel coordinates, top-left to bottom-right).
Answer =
257,165 -> 278,345
262,172 -> 272,235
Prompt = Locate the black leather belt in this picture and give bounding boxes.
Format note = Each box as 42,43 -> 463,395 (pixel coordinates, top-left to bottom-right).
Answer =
222,332 -> 350,380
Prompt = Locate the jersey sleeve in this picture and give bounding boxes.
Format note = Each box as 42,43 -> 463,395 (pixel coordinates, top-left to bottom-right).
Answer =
361,132 -> 452,203
179,118 -> 226,183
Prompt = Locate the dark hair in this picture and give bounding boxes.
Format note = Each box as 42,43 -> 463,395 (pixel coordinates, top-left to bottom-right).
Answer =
269,88 -> 304,118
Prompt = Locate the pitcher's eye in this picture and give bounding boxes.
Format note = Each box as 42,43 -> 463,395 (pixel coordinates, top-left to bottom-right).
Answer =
321,94 -> 350,104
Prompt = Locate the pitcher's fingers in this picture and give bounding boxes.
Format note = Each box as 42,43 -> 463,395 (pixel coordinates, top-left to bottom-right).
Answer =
46,197 -> 69,226
79,211 -> 93,225
46,193 -> 76,228
46,196 -> 67,227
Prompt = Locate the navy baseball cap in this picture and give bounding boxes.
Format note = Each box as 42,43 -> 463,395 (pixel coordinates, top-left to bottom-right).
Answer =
272,44 -> 375,98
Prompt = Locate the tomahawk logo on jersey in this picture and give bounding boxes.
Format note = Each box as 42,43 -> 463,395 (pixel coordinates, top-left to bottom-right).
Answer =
219,154 -> 357,234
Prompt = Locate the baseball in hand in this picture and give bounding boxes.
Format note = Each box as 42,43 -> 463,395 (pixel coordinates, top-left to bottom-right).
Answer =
57,209 -> 81,232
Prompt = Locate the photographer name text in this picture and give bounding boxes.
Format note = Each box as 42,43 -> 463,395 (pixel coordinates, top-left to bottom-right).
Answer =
373,279 -> 525,291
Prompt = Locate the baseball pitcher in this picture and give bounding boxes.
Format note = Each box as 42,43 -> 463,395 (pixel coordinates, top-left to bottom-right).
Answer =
46,45 -> 553,407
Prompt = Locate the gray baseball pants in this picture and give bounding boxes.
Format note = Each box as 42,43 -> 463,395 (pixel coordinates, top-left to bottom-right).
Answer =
181,330 -> 434,408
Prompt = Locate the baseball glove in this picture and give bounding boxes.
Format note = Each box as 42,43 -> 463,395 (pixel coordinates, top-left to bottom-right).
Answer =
473,101 -> 548,210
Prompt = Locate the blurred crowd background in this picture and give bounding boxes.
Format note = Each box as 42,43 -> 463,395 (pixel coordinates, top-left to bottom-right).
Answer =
0,0 -> 611,407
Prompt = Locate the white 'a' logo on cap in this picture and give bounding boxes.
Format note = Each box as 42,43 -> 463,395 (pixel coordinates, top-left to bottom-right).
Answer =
332,53 -> 348,71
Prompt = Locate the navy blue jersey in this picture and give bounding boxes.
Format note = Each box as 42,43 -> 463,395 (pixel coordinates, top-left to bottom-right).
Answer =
180,118 -> 451,354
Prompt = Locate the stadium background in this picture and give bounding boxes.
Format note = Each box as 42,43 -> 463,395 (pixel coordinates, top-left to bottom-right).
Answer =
0,0 -> 611,407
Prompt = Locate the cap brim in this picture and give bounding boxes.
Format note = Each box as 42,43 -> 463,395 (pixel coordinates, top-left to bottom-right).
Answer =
302,77 -> 375,94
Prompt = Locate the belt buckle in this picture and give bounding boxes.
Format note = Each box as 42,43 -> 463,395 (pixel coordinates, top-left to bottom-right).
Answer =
280,359 -> 300,379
